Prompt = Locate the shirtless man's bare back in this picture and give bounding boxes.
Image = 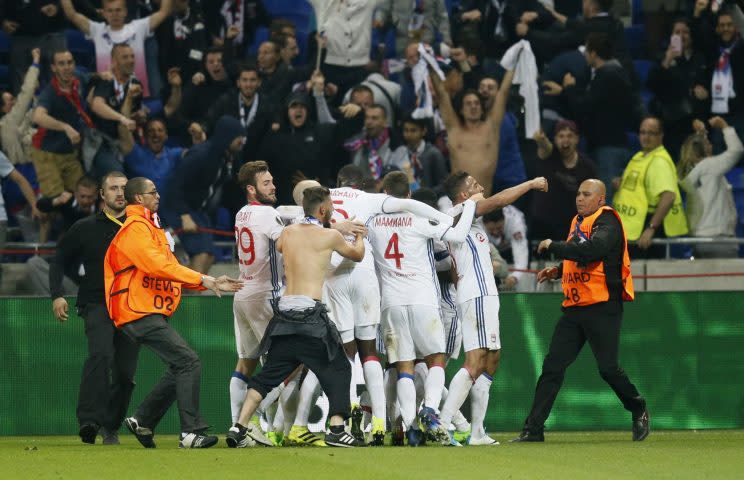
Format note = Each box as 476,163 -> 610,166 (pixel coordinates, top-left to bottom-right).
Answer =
227,186 -> 367,448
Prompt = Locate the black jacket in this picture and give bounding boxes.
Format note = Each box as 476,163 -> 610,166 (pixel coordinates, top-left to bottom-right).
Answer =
204,89 -> 276,148
156,6 -> 211,82
49,210 -> 125,305
549,210 -> 624,314
162,116 -> 244,215
563,60 -> 638,150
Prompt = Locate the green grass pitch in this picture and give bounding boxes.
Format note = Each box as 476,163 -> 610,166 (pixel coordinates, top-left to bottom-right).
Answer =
2,431 -> 743,479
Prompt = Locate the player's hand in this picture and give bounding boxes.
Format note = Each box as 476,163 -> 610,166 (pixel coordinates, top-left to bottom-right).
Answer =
708,115 -> 728,130
63,125 -> 81,145
531,176 -> 548,192
181,213 -> 198,233
31,48 -> 41,64
537,266 -> 559,283
502,275 -> 518,290
334,218 -> 367,237
537,239 -> 553,254
167,67 -> 182,87
53,297 -> 69,322
542,80 -> 562,96
215,275 -> 244,293
637,227 -> 654,250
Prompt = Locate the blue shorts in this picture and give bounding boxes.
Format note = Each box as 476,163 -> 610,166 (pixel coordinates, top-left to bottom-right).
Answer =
160,209 -> 214,256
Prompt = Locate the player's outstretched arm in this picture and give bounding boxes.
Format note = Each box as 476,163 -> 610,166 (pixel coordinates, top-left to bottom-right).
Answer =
442,199 -> 476,243
332,230 -> 365,262
382,196 -> 454,227
475,177 -> 548,216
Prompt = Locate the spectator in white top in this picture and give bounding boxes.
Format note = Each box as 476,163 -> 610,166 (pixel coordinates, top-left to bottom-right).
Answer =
60,0 -> 173,97
312,0 -> 381,98
482,206 -> 528,291
0,49 -> 41,167
373,0 -> 452,57
678,116 -> 744,258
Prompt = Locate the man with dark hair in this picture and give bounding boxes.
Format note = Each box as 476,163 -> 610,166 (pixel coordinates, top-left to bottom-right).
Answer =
48,171 -> 138,445
200,63 -> 275,159
543,32 -> 637,201
161,116 -> 245,274
366,170 -> 477,446
227,186 -> 367,448
430,57 -> 515,196
434,170 -> 546,444
106,176 -> 242,449
30,50 -> 88,198
344,104 -> 401,180
388,116 -> 448,191
121,116 -> 183,196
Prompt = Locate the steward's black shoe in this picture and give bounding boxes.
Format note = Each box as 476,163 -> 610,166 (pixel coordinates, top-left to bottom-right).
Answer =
632,410 -> 650,441
325,430 -> 365,447
79,423 -> 99,444
510,429 -> 545,443
124,417 -> 156,448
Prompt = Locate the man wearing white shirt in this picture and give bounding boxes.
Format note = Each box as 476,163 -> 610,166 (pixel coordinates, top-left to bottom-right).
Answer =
60,0 -> 173,97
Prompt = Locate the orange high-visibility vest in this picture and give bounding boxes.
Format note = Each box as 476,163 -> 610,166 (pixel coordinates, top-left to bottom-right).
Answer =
561,206 -> 635,308
104,204 -> 204,327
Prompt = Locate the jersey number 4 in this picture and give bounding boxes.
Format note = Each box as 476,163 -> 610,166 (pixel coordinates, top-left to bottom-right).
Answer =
235,226 -> 255,265
384,233 -> 404,269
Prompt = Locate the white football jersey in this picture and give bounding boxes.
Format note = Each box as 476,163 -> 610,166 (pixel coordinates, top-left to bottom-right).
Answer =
329,187 -> 392,271
447,204 -> 499,304
367,211 -> 451,310
234,203 -> 284,301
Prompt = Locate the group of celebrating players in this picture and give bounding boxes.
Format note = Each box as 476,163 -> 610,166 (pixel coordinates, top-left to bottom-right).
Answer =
225,159 -> 548,448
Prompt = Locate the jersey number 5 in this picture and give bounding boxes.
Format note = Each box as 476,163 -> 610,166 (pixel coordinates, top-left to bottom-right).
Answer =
384,233 -> 404,269
235,226 -> 255,265
331,200 -> 349,224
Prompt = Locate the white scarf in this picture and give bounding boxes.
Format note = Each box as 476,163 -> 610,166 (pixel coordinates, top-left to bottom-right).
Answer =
501,40 -> 540,138
712,45 -> 736,114
239,93 -> 259,128
412,43 -> 445,119
220,0 -> 244,44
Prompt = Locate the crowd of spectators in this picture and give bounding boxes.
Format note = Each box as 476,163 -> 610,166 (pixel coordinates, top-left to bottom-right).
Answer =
1,0 -> 744,291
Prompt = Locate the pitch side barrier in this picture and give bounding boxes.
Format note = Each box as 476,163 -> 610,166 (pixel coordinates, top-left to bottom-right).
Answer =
1,293 -> 742,435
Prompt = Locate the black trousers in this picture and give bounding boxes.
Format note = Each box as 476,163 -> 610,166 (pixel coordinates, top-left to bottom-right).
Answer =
76,303 -> 140,430
524,307 -> 645,432
121,314 -> 208,433
246,335 -> 352,420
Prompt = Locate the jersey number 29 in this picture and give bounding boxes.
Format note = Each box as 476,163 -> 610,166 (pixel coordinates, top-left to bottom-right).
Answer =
235,226 -> 255,265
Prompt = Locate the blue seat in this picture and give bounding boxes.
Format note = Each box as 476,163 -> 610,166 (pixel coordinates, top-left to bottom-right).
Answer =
265,0 -> 312,17
65,29 -> 95,70
726,167 -> 744,190
632,0 -> 644,25
633,59 -> 653,88
246,26 -> 270,58
144,98 -> 163,116
624,25 -> 646,60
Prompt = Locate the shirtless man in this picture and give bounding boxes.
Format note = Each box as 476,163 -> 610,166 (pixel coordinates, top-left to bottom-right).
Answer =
430,60 -> 515,196
226,186 -> 366,448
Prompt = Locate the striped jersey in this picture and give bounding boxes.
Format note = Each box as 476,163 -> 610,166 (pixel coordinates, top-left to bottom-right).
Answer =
367,211 -> 450,310
446,204 -> 499,304
233,203 -> 284,301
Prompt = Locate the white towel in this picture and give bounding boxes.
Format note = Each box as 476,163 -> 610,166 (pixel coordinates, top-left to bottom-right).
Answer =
501,40 -> 540,139
412,43 -> 445,119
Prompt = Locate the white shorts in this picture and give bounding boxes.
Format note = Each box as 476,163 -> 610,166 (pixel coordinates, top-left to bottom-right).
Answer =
459,295 -> 501,353
323,267 -> 381,344
440,294 -> 462,360
381,305 -> 445,363
233,297 -> 273,359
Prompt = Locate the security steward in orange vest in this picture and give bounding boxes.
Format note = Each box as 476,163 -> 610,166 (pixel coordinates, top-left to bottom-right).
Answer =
104,177 -> 243,449
512,179 -> 649,443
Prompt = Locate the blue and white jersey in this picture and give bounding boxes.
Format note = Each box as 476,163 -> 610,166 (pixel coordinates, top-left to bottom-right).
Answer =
446,204 -> 499,304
